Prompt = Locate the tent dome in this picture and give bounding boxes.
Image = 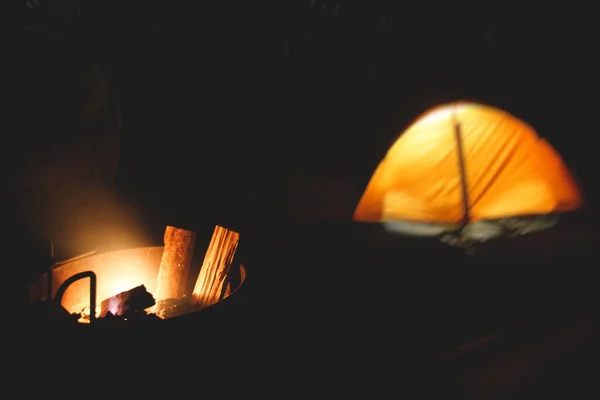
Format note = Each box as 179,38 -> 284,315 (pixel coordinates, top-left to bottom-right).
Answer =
354,102 -> 581,237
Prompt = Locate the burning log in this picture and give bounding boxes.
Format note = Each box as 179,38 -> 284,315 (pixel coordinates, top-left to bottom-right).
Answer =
192,225 -> 240,309
154,226 -> 196,301
99,284 -> 156,318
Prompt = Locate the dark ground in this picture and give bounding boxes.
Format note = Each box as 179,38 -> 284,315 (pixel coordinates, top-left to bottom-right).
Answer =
5,1 -> 600,398
4,220 -> 600,399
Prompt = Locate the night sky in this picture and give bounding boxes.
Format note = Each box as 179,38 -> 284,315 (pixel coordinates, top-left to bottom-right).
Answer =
10,0 -> 600,225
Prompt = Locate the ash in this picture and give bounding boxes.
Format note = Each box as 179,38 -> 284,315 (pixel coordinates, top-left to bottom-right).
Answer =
74,294 -> 199,323
152,296 -> 197,319
98,310 -> 161,324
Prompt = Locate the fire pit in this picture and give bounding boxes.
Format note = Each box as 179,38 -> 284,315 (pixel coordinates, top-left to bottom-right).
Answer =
28,225 -> 247,323
20,226 -> 256,399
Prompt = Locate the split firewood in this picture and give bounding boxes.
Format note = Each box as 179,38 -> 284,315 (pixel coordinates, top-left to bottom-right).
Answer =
192,225 -> 240,309
99,285 -> 156,318
154,226 -> 196,301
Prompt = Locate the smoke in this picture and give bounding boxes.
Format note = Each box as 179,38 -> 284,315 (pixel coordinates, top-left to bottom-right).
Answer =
12,126 -> 150,259
7,62 -> 149,260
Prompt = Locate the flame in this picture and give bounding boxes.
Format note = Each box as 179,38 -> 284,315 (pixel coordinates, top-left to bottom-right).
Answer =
100,263 -> 152,301
36,245 -> 246,323
54,247 -> 162,320
105,296 -> 120,315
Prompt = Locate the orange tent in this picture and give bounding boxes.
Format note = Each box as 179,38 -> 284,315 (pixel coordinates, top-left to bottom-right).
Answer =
354,102 -> 581,226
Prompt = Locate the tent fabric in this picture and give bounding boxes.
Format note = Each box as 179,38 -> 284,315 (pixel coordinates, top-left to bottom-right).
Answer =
354,102 -> 582,224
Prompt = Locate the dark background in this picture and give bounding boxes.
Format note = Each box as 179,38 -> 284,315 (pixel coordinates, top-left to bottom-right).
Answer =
8,0 -> 599,232
5,3 -> 600,397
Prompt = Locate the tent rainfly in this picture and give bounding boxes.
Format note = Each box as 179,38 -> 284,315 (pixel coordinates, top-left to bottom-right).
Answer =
353,102 -> 582,242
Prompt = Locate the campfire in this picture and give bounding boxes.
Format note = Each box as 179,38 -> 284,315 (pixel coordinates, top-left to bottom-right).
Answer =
29,225 -> 245,323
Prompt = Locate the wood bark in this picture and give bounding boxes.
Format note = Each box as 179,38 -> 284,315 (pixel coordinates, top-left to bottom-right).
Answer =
154,226 -> 196,301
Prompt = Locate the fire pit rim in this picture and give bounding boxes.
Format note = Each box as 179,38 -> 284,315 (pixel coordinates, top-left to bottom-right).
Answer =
28,245 -> 248,321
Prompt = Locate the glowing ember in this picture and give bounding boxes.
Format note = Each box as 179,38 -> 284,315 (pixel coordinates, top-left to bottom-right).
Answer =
74,304 -> 102,323
105,296 -> 120,315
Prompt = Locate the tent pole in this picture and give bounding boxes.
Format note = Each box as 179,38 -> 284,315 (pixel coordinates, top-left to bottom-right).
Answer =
454,121 -> 470,229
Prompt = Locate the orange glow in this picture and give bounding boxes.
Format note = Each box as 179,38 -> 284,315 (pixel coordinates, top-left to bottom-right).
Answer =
28,246 -> 247,322
50,247 -> 162,320
354,102 -> 582,223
